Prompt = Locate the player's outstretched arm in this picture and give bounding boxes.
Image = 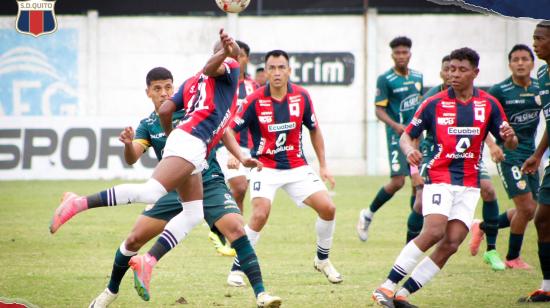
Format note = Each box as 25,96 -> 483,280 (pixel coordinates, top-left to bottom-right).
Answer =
522,130 -> 548,174
119,126 -> 144,165
204,29 -> 240,77
375,106 -> 405,135
222,129 -> 262,170
400,132 -> 422,166
309,128 -> 335,189
158,99 -> 177,136
485,134 -> 504,163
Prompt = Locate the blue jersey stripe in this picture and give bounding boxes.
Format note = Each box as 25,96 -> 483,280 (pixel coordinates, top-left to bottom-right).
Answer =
273,102 -> 291,169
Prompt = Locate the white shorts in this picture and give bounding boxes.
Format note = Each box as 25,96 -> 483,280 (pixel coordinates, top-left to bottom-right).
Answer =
216,145 -> 251,180
249,165 -> 327,207
422,183 -> 480,229
163,129 -> 208,175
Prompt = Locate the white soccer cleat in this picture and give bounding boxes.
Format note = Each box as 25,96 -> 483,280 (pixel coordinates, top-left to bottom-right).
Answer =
356,209 -> 372,242
314,257 -> 343,284
227,270 -> 246,287
256,292 -> 282,308
89,288 -> 118,308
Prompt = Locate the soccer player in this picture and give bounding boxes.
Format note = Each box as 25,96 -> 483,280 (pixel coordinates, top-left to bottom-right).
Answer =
52,67 -> 280,307
226,49 -> 343,286
372,47 -> 517,308
255,67 -> 267,86
210,40 -> 258,257
518,21 -> 550,303
357,36 -> 424,242
470,44 -> 541,271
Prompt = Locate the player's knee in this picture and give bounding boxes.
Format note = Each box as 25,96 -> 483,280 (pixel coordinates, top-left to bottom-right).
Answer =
125,234 -> 145,251
319,202 -> 336,220
521,204 -> 536,221
225,225 -> 246,242
231,180 -> 248,196
251,208 -> 270,225
440,240 -> 460,255
391,176 -> 406,190
480,185 -> 496,201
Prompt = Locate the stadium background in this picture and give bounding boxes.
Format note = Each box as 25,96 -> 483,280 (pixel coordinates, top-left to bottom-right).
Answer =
0,1 -> 545,179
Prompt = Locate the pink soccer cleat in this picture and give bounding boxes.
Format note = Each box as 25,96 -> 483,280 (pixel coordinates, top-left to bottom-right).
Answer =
505,257 -> 533,270
129,254 -> 156,301
49,192 -> 88,234
469,219 -> 484,256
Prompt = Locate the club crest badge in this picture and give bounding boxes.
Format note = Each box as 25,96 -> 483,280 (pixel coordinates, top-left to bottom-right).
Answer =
16,0 -> 57,37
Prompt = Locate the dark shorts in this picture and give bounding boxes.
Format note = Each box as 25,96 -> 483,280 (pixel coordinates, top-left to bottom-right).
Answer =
386,131 -> 409,177
479,160 -> 491,181
497,158 -> 539,199
142,179 -> 240,230
538,165 -> 550,206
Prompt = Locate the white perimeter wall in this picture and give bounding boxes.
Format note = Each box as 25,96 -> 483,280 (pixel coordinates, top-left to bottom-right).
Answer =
0,11 -> 545,179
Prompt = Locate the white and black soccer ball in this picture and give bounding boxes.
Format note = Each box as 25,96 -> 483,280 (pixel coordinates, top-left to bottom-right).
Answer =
215,0 -> 251,14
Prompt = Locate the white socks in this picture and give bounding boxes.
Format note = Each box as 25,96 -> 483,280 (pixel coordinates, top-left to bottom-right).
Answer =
109,178 -> 167,205
162,200 -> 204,245
316,217 -> 335,255
244,225 -> 260,247
120,240 -> 138,256
394,241 -> 424,274
541,280 -> 550,292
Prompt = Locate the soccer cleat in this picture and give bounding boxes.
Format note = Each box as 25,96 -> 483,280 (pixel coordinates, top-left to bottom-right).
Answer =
518,289 -> 550,303
129,254 -> 155,301
209,231 -> 236,257
505,257 -> 533,270
227,270 -> 246,287
372,287 -> 395,308
483,250 -> 505,271
89,288 -> 118,308
50,192 -> 88,234
314,257 -> 343,284
394,295 -> 418,308
256,292 -> 282,308
356,209 -> 372,242
469,219 -> 484,256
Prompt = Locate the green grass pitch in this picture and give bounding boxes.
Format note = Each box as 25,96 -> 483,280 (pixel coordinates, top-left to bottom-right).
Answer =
0,177 -> 540,307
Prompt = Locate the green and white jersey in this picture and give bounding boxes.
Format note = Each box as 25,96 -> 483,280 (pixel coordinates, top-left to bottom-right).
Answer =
133,110 -> 225,185
539,65 -> 550,150
419,84 -> 445,159
375,68 -> 424,127
488,76 -> 541,158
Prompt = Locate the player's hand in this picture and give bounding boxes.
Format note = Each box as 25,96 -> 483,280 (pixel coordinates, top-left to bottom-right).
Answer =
119,127 -> 134,145
320,166 -> 336,190
242,157 -> 263,171
521,155 -> 540,175
406,149 -> 422,166
489,144 -> 505,163
227,157 -> 240,170
499,122 -> 515,141
393,124 -> 406,136
219,28 -> 234,56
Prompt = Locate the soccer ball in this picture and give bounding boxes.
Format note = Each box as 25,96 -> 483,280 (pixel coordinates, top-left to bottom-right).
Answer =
215,0 -> 251,14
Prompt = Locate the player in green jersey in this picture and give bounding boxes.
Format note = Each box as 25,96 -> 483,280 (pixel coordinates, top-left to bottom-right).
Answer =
470,44 -> 541,271
357,36 -> 424,242
519,21 -> 550,303
50,67 -> 281,308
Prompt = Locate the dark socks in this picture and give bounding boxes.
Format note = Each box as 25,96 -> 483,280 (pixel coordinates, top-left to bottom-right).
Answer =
107,248 -> 135,294
232,236 -> 264,297
482,200 -> 499,251
406,210 -> 423,243
498,211 -> 511,228
539,242 -> 550,280
506,233 -> 524,260
369,188 -> 394,213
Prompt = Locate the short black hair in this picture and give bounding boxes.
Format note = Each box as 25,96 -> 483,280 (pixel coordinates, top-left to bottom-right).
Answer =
146,67 -> 173,86
389,36 -> 412,49
256,67 -> 265,73
442,55 -> 451,63
236,40 -> 250,56
265,49 -> 289,63
450,47 -> 480,68
508,44 -> 535,62
537,20 -> 550,29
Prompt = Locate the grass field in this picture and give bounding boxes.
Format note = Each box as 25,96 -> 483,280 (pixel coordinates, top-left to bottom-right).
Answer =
0,177 -> 541,307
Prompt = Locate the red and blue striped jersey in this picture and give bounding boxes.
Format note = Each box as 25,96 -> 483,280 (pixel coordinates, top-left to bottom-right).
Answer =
171,58 -> 240,156
234,75 -> 258,149
406,87 -> 508,188
233,82 -> 318,169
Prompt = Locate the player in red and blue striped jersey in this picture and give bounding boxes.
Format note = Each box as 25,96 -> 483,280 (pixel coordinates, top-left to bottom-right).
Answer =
372,48 -> 518,308
226,49 -> 343,287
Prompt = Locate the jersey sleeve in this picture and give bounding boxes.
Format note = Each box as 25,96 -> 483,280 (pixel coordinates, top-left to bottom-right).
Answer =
302,90 -> 318,131
375,74 -> 389,107
405,99 -> 431,139
133,119 -> 151,152
487,98 -> 508,143
215,58 -> 240,85
231,98 -> 255,133
170,81 -> 187,111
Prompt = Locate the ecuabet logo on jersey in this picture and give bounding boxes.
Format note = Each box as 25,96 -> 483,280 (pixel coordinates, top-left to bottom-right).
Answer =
16,0 -> 57,37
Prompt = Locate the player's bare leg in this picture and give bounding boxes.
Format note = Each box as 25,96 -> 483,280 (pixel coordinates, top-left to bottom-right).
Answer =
358,175 -> 405,242
304,191 -> 343,283
216,213 -> 282,306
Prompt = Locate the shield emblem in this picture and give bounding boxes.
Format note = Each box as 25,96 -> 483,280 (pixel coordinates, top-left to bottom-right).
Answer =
16,0 -> 57,37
